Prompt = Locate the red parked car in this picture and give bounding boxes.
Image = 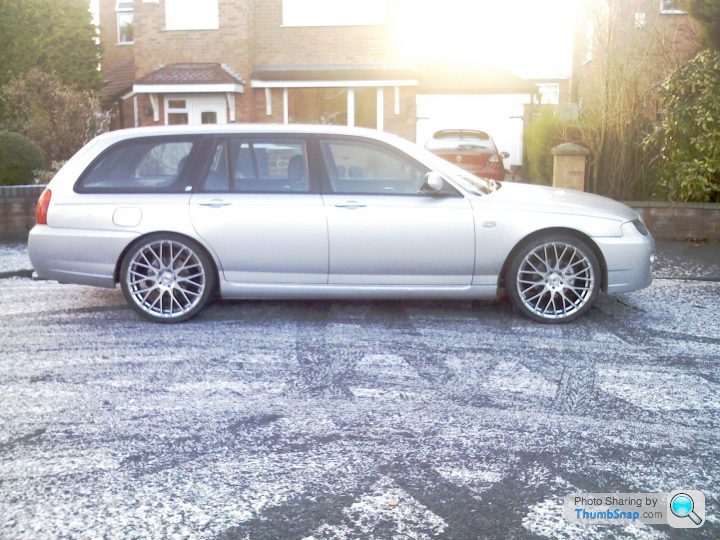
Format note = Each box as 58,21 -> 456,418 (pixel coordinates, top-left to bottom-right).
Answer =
425,129 -> 509,181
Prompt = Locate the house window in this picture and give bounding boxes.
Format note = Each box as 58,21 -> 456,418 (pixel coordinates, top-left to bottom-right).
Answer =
166,99 -> 189,125
536,83 -> 560,105
165,0 -> 219,31
289,88 -> 348,125
116,1 -> 134,44
660,0 -> 686,14
282,0 -> 385,27
201,111 -> 218,124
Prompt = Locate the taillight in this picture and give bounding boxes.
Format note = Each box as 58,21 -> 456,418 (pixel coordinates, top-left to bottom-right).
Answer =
36,188 -> 52,225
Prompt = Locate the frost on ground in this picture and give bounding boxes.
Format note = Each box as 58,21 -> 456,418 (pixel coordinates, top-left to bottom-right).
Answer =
0,243 -> 31,275
0,273 -> 718,539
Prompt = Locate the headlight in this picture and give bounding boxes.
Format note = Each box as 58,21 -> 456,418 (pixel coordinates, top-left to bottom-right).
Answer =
631,218 -> 650,236
621,219 -> 650,237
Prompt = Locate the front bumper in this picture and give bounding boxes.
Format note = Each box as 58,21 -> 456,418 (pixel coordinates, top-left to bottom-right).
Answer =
594,233 -> 655,294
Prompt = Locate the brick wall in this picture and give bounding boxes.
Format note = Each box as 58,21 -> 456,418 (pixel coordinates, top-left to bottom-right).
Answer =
99,0 -> 135,73
630,202 -> 720,241
133,0 -> 254,84
252,0 -> 401,66
0,186 -> 45,240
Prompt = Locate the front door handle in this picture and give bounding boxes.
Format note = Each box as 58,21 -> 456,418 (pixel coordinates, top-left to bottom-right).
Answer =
199,199 -> 231,208
335,201 -> 367,209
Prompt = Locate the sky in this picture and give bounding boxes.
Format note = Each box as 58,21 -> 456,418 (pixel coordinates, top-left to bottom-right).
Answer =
88,0 -> 577,79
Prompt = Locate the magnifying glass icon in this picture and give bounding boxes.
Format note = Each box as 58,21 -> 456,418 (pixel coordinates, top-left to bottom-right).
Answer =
670,493 -> 703,525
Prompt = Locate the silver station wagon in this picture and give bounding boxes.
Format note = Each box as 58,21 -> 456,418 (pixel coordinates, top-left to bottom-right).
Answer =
29,125 -> 654,323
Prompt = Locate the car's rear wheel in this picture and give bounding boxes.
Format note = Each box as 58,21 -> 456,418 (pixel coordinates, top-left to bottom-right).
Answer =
505,233 -> 601,323
120,234 -> 215,323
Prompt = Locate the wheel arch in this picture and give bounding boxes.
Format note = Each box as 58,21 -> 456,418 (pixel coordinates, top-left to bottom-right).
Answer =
498,227 -> 608,292
113,231 -> 221,294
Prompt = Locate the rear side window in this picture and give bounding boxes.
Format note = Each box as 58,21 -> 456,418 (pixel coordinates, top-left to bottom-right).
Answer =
77,138 -> 196,192
203,139 -> 309,193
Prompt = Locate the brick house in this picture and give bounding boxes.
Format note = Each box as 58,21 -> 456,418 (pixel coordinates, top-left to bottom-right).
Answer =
571,0 -> 699,117
99,0 -> 538,158
99,0 -> 433,141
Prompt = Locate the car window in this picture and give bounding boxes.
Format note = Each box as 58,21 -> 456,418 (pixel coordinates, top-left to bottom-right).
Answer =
427,130 -> 494,151
203,139 -> 309,193
78,139 -> 194,192
320,140 -> 427,195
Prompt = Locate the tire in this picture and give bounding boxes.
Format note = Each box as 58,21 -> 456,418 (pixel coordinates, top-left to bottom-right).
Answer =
505,233 -> 601,323
120,234 -> 216,323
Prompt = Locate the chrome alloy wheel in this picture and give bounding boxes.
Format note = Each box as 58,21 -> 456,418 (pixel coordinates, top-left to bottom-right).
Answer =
125,239 -> 206,319
515,242 -> 596,320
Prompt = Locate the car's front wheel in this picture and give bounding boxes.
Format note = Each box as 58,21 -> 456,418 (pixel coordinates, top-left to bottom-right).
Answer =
120,234 -> 215,323
505,233 -> 601,323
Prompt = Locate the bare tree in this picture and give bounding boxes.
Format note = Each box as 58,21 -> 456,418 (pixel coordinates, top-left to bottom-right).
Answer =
573,0 -> 698,199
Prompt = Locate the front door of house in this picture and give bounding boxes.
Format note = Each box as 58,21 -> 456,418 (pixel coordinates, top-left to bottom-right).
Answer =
165,95 -> 228,125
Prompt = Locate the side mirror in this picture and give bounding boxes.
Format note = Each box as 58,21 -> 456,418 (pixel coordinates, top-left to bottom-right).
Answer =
422,172 -> 445,194
500,151 -> 510,159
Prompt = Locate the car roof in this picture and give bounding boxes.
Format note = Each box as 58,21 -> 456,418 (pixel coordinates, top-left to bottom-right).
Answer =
95,123 -> 398,143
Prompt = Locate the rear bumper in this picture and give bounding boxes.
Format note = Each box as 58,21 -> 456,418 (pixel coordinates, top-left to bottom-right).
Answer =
594,234 -> 655,294
28,225 -> 139,288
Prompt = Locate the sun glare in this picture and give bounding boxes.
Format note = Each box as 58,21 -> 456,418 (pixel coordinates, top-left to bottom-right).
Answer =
392,0 -> 578,78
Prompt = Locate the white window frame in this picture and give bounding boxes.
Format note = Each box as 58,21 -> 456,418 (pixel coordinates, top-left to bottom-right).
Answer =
165,0 -> 219,31
279,85 -> 393,131
282,0 -> 385,27
165,97 -> 190,125
536,83 -> 560,105
660,0 -> 686,14
116,1 -> 134,45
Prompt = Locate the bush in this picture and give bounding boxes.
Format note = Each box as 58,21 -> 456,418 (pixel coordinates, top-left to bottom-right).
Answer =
524,107 -> 567,186
646,49 -> 720,202
0,69 -> 109,164
0,131 -> 44,185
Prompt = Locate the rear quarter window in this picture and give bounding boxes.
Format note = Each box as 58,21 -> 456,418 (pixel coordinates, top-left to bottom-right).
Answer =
75,137 -> 197,193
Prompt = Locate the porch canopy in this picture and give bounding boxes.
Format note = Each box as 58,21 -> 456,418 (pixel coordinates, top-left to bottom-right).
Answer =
132,63 -> 245,121
251,65 -> 418,128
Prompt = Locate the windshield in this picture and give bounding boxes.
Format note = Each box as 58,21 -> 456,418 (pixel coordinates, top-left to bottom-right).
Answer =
420,149 -> 500,195
379,132 -> 500,195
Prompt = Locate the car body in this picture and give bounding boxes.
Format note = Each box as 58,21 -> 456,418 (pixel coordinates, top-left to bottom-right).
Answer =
425,128 -> 508,180
29,124 -> 654,323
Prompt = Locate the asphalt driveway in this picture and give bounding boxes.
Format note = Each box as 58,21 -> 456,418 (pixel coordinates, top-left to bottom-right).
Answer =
0,241 -> 718,539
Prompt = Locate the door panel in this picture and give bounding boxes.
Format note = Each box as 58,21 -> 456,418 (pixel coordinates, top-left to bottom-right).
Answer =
323,194 -> 475,285
319,137 -> 476,286
190,137 -> 327,284
190,194 -> 328,283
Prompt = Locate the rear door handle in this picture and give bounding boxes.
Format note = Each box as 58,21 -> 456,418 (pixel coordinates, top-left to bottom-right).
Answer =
199,199 -> 231,208
335,201 -> 367,209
